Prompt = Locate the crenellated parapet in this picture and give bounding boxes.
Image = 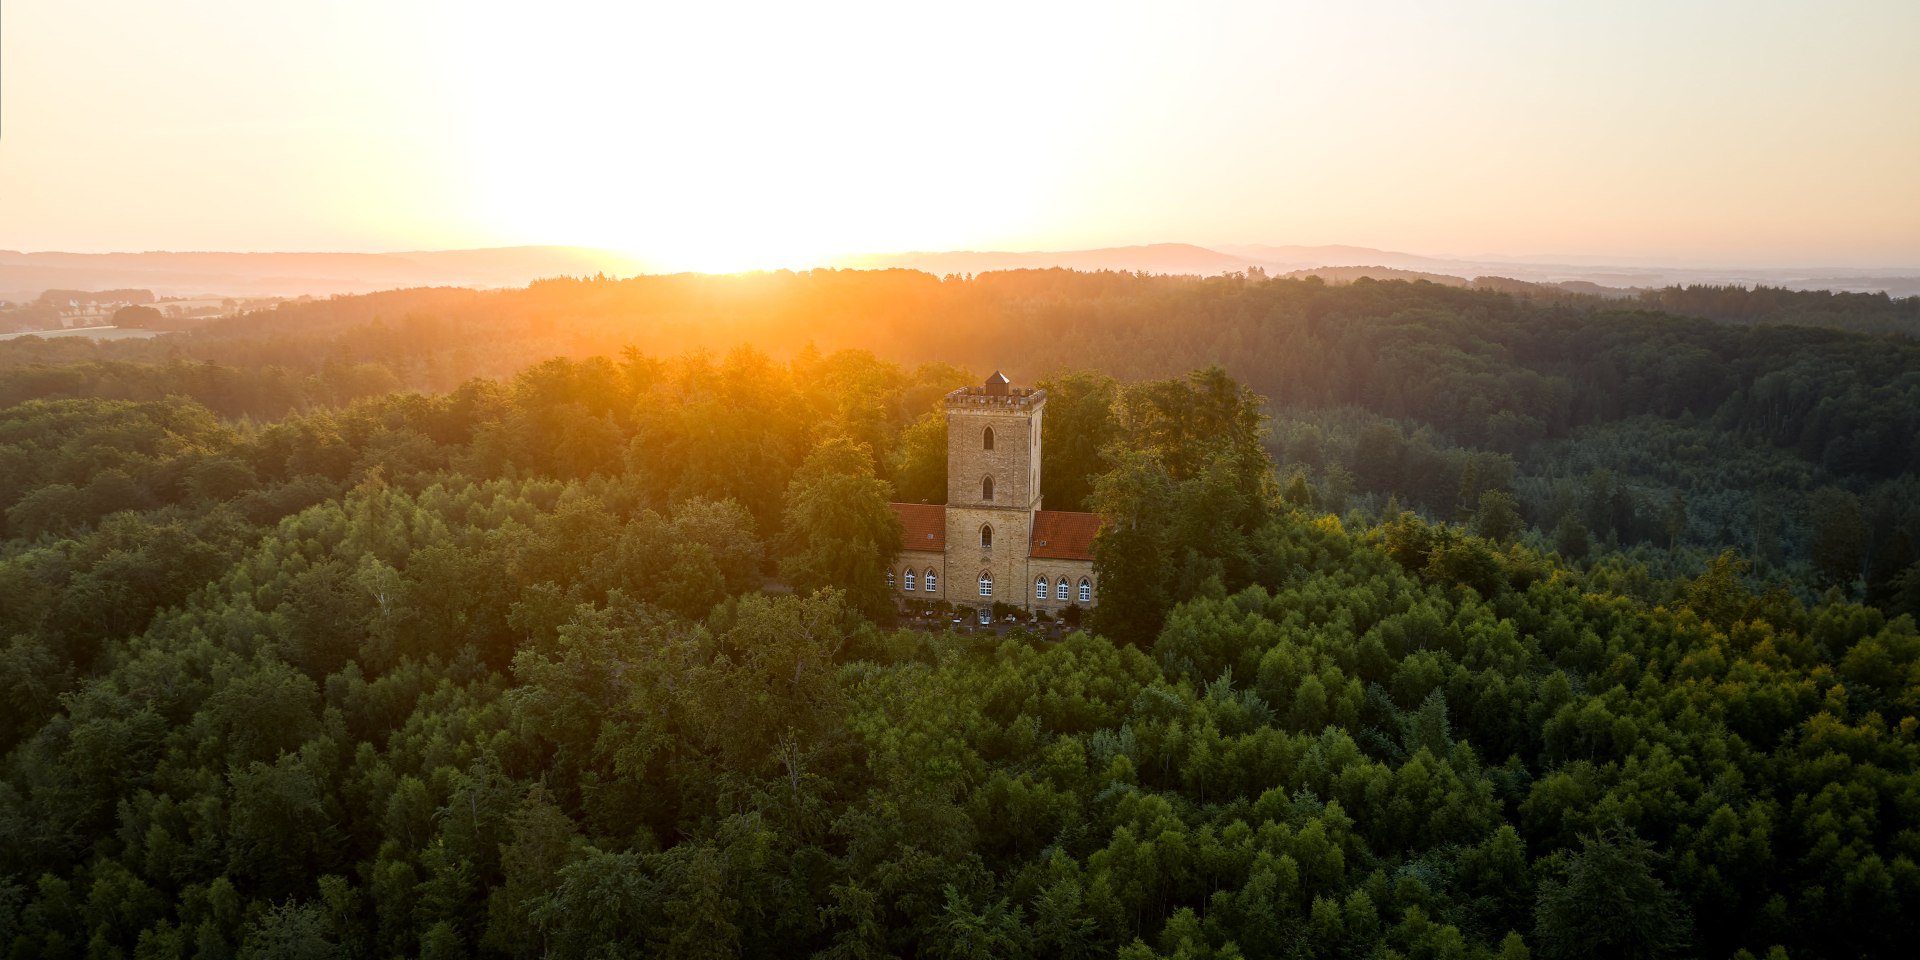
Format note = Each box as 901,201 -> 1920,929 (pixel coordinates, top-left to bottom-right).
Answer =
943,385 -> 1047,409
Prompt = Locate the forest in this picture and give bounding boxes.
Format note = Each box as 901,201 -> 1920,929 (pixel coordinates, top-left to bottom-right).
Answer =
4,270 -> 1914,596
0,269 -> 1916,958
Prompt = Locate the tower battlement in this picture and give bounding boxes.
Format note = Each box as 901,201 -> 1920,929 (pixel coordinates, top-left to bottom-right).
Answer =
943,385 -> 1046,409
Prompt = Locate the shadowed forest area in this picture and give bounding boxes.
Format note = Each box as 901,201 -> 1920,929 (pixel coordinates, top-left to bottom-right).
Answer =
0,269 -> 1916,958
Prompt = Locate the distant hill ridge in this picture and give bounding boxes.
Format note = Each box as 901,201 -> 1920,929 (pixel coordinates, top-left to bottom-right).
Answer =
3,242 -> 1917,301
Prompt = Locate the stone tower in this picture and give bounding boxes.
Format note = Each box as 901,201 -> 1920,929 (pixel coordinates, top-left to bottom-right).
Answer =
944,372 -> 1046,607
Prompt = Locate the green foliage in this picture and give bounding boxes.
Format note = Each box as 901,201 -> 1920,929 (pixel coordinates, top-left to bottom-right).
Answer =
777,437 -> 902,621
1038,371 -> 1120,512
1810,486 -> 1868,588
1533,826 -> 1691,960
1089,370 -> 1275,647
1553,516 -> 1590,564
891,410 -> 948,505
1473,490 -> 1522,542
0,336 -> 1915,960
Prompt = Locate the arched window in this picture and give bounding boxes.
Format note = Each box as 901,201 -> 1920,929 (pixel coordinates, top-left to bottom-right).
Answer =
978,572 -> 993,597
1035,576 -> 1049,600
980,524 -> 993,548
983,426 -> 995,450
903,569 -> 915,591
1079,578 -> 1092,603
887,569 -> 895,588
925,569 -> 937,592
1056,579 -> 1069,601
981,475 -> 994,501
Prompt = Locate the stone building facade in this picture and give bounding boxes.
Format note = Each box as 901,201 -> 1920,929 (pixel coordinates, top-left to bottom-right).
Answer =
888,372 -> 1100,620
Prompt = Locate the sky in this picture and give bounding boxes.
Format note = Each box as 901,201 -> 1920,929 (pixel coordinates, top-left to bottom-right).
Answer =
3,0 -> 1918,271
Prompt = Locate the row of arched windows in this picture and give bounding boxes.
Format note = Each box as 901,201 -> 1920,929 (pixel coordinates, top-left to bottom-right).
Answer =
892,566 -> 1090,603
1036,576 -> 1092,603
888,568 -> 938,592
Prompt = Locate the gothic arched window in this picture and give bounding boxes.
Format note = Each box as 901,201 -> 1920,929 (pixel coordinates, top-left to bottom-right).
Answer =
979,572 -> 993,597
980,524 -> 993,548
925,569 -> 937,592
982,475 -> 994,501
1079,578 -> 1092,603
983,426 -> 995,450
1035,576 -> 1049,600
1056,579 -> 1069,601
903,569 -> 915,591
887,569 -> 895,589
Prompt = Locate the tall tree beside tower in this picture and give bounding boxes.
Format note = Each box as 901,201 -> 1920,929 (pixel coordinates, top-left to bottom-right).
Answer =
778,436 -> 903,620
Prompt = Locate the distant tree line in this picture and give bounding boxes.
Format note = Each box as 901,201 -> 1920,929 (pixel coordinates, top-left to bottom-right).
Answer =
1634,283 -> 1920,337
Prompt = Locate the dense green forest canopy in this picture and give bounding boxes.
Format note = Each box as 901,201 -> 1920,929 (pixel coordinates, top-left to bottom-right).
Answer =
0,270 -> 1916,958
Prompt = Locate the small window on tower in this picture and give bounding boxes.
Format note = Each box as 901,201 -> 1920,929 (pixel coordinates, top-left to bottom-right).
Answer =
979,572 -> 994,597
980,524 -> 993,548
983,426 -> 995,450
982,476 -> 994,501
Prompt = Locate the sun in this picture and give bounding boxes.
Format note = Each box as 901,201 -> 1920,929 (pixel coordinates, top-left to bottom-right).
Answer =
461,124 -> 1045,274
437,6 -> 1083,274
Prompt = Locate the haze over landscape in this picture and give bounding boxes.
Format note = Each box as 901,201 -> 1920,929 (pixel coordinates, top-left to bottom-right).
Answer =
9,242 -> 1920,305
4,3 -> 1920,960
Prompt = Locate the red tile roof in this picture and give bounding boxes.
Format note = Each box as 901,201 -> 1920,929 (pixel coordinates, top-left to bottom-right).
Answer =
887,504 -> 1103,561
890,503 -> 945,552
1029,510 -> 1102,561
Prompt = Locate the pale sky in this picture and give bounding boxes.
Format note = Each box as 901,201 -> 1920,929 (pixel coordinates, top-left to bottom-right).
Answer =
3,0 -> 1918,270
